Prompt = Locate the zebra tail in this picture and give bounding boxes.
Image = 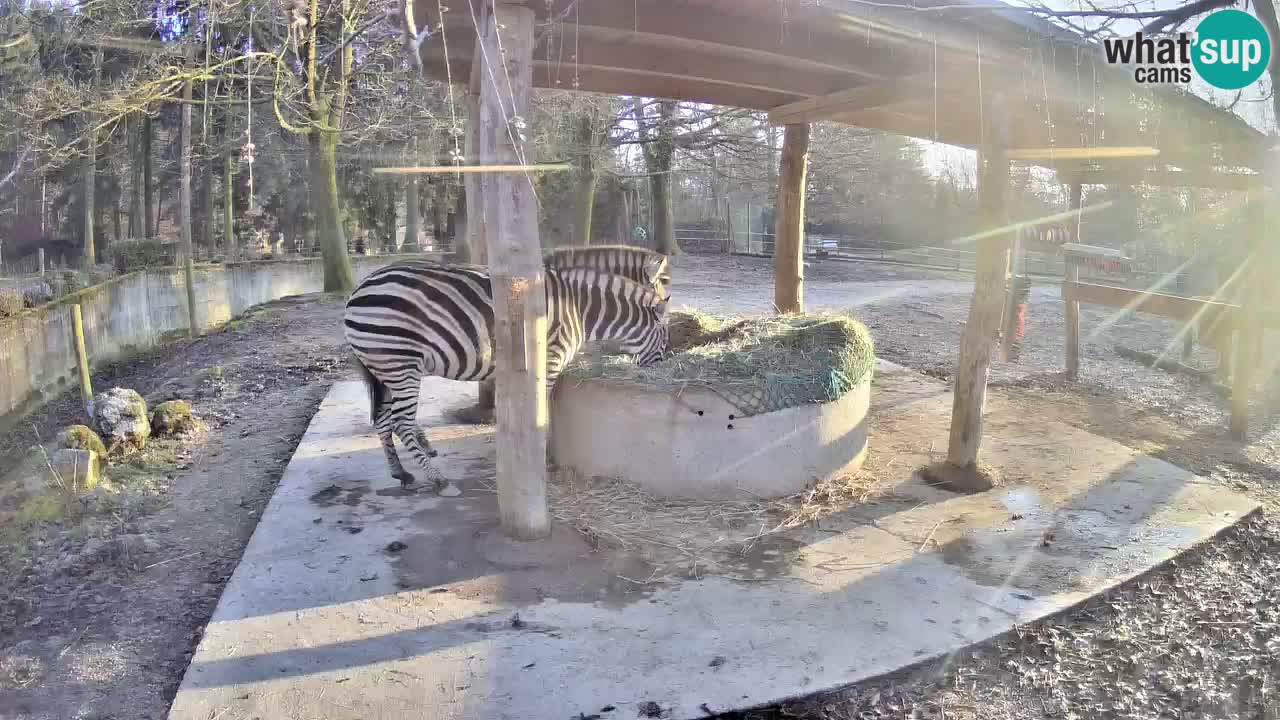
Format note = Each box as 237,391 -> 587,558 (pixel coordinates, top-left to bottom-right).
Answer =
354,356 -> 383,425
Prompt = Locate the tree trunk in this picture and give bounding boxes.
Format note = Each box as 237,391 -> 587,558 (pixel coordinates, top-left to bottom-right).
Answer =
83,130 -> 95,266
201,152 -> 214,252
385,178 -> 398,252
112,196 -> 122,247
310,129 -> 355,292
143,114 -> 155,238
650,172 -> 674,254
179,80 -> 193,262
572,113 -> 598,246
453,183 -> 472,262
645,101 -> 679,255
403,176 -> 420,250
128,116 -> 142,238
432,177 -> 448,248
773,123 -> 810,314
224,153 -> 235,256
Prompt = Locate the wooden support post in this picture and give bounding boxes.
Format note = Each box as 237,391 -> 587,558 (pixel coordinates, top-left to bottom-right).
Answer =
479,2 -> 549,540
462,0 -> 490,265
1230,188 -> 1266,441
71,304 -> 94,419
38,248 -> 45,276
468,2 -> 498,416
946,92 -> 1012,474
1064,182 -> 1083,379
773,123 -> 810,314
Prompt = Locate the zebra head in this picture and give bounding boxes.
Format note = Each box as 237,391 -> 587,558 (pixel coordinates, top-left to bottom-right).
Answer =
643,254 -> 672,300
621,297 -> 673,366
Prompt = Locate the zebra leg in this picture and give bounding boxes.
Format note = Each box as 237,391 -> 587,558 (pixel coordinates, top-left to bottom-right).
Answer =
376,408 -> 417,487
394,421 -> 460,497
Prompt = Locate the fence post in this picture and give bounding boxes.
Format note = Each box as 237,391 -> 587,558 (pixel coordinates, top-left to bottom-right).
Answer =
71,304 -> 94,419
38,248 -> 46,277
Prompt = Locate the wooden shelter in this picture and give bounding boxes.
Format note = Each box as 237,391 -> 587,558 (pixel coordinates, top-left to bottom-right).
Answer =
408,0 -> 1275,538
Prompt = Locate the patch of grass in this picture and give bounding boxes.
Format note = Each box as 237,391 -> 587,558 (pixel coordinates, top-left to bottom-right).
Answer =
15,492 -> 68,525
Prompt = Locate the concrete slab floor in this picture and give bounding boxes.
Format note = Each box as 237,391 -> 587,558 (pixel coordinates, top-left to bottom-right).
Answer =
167,363 -> 1259,720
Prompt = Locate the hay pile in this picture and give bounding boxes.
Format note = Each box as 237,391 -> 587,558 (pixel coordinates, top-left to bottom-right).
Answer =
532,467 -> 898,584
565,309 -> 876,416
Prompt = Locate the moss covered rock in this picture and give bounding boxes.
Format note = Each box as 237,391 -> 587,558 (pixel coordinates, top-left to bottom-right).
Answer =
150,400 -> 197,436
49,448 -> 103,491
93,387 -> 151,451
61,424 -> 107,457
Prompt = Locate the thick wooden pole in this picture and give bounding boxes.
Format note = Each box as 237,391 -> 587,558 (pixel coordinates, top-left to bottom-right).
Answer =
946,92 -> 1012,471
479,2 -> 549,540
71,304 -> 94,419
465,1 -> 497,417
1064,182 -> 1083,378
1230,188 -> 1266,441
462,0 -> 490,265
773,123 -> 810,314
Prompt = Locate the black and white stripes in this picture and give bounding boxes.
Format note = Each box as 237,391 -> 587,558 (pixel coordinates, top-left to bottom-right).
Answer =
343,259 -> 671,494
543,245 -> 671,299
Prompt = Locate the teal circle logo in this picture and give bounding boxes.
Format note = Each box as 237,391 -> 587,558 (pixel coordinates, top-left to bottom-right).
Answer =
1192,10 -> 1271,90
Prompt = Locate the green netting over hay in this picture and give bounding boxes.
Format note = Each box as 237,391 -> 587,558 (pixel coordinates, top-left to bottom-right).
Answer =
564,309 -> 876,418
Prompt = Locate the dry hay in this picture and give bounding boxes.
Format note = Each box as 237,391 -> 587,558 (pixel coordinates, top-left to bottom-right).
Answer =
540,467 -> 896,584
564,309 -> 876,417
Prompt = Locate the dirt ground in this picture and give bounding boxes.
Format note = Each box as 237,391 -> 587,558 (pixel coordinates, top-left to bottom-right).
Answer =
1,253 -> 1276,719
668,255 -> 1280,720
0,293 -> 350,720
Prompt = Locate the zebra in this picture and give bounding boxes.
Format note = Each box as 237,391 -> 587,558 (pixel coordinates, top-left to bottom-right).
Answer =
451,245 -> 673,425
542,245 -> 671,299
344,260 -> 672,496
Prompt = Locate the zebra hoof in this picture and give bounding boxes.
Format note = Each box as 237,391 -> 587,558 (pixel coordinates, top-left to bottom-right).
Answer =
394,471 -> 417,488
436,482 -> 462,497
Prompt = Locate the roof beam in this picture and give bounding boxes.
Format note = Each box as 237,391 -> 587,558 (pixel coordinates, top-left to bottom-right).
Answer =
427,1 -> 928,81
768,77 -> 923,125
1058,168 -> 1263,190
421,54 -> 807,109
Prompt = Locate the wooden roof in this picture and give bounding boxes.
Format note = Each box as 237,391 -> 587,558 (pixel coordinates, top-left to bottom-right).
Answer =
413,0 -> 1270,183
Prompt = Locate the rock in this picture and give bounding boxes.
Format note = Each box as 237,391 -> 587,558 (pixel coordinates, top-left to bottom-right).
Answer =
150,400 -> 197,436
79,533 -> 158,568
94,387 -> 151,451
61,424 -> 107,457
22,281 -> 54,308
48,448 -> 103,491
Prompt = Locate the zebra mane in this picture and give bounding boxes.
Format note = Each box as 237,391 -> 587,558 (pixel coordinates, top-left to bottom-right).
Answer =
547,266 -> 668,307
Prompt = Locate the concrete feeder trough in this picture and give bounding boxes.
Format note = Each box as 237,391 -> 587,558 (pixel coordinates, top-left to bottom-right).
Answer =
550,376 -> 870,500
550,311 -> 875,501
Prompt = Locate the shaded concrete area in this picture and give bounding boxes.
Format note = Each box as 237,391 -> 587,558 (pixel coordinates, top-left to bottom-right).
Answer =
167,363 -> 1259,720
